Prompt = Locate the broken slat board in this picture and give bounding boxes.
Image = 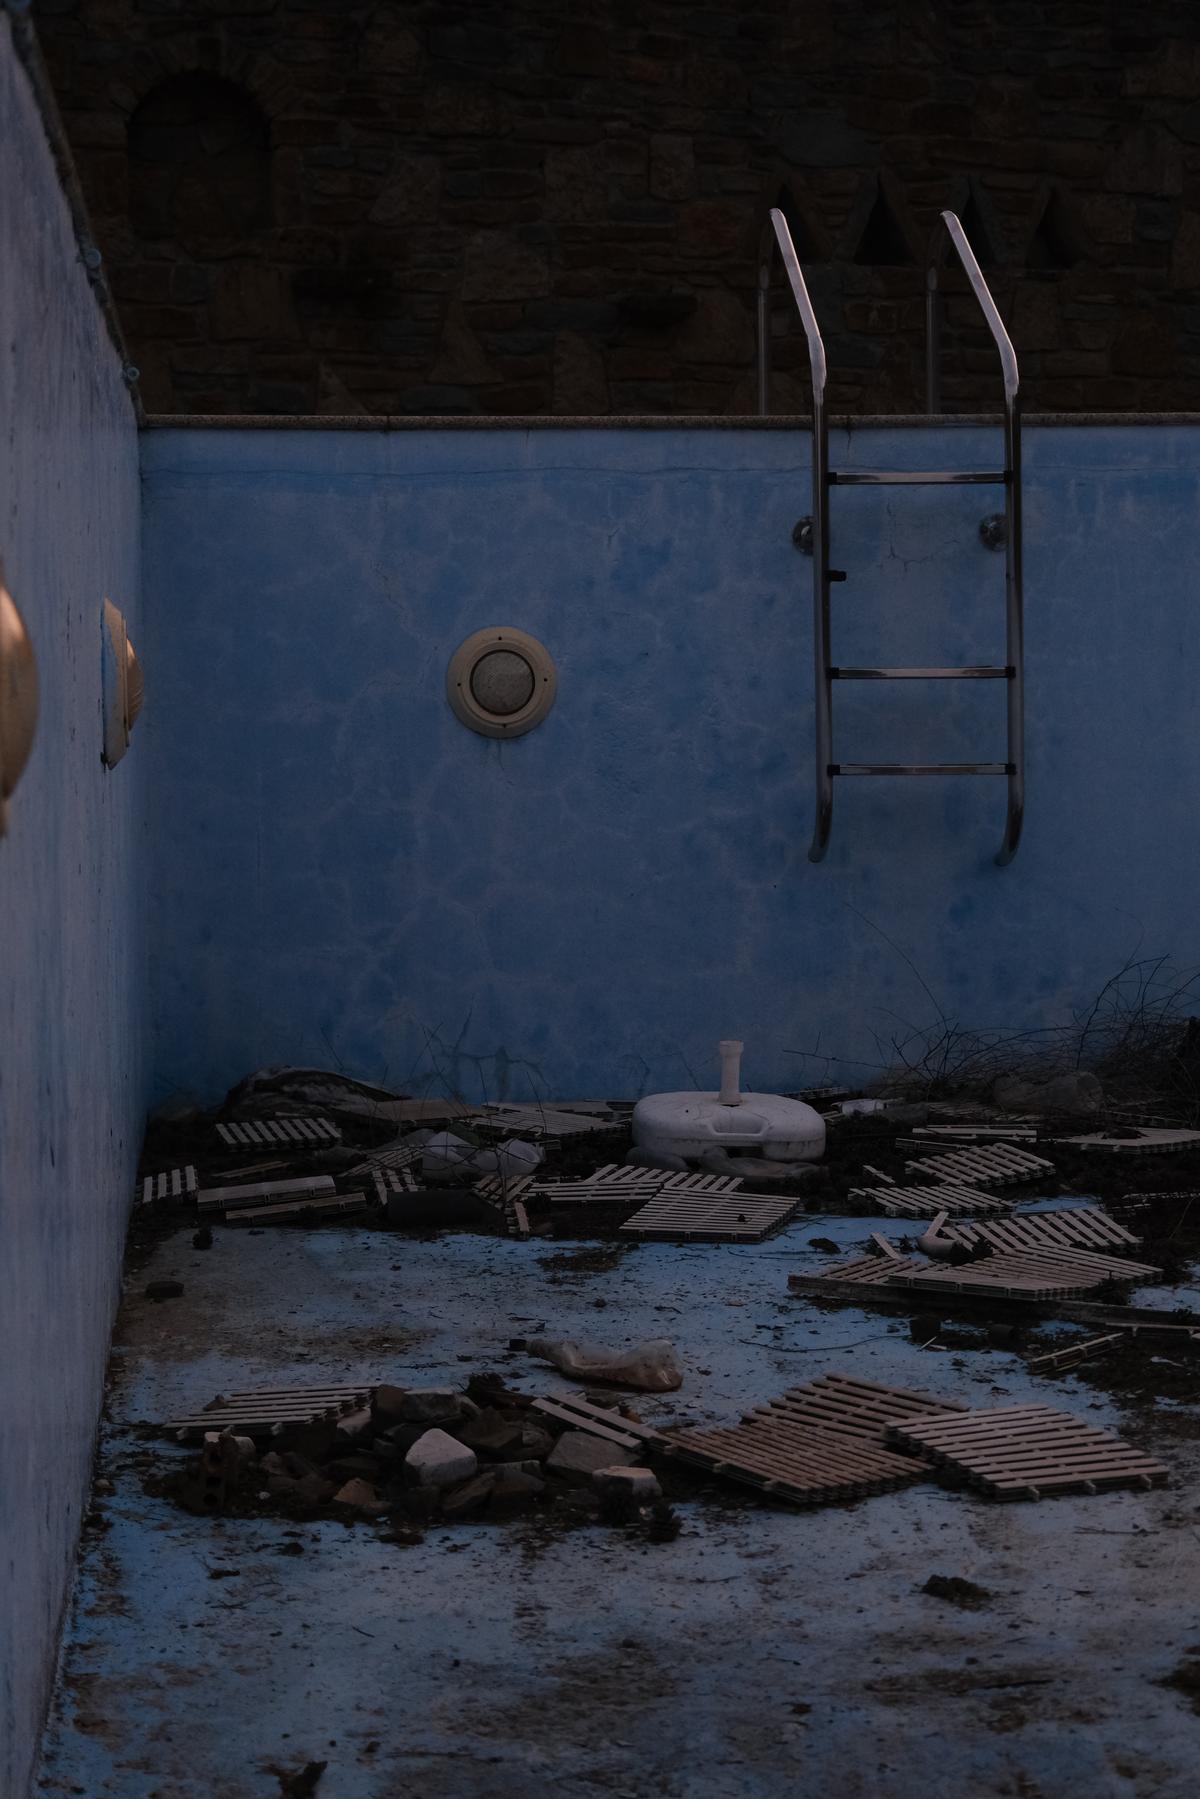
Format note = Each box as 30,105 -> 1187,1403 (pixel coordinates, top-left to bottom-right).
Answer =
848,1182 -> 1015,1219
198,1175 -> 337,1214
1050,1128 -> 1200,1154
215,1117 -> 341,1148
660,1375 -> 965,1508
885,1404 -> 1170,1500
344,1141 -> 424,1181
912,1125 -> 1040,1143
473,1103 -> 628,1143
531,1392 -> 664,1451
1026,1333 -> 1124,1373
369,1166 -> 419,1205
139,1166 -> 198,1209
473,1172 -> 537,1237
936,1208 -> 1139,1254
224,1191 -> 368,1226
904,1143 -> 1056,1188
620,1188 -> 801,1243
166,1383 -> 374,1440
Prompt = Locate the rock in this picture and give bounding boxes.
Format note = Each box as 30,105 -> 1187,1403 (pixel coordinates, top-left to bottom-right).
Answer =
455,1413 -> 528,1459
333,1478 -> 387,1515
334,1406 -> 375,1441
593,1465 -> 661,1502
992,1071 -> 1103,1115
491,1468 -> 545,1510
395,1486 -> 440,1522
909,1313 -> 942,1346
404,1429 -> 478,1489
488,1459 -> 546,1480
145,1279 -> 184,1300
921,1574 -> 992,1610
520,1424 -> 555,1461
375,1385 -> 464,1426
192,1227 -> 213,1250
440,1471 -> 497,1517
545,1431 -> 636,1486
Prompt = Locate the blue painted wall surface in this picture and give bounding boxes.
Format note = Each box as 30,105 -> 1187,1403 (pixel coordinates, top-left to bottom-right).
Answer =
0,20 -> 144,1795
142,421 -> 1200,1107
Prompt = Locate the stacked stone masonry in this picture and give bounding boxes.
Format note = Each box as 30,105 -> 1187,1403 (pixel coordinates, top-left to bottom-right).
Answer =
36,0 -> 1200,415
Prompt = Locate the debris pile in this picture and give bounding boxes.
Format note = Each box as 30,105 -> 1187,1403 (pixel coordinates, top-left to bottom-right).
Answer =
162,1372 -> 679,1539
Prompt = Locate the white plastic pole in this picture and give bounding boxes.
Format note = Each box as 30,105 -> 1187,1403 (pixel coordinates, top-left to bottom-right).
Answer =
718,1039 -> 744,1106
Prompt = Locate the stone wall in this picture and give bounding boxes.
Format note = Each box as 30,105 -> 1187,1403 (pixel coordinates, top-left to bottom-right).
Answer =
36,0 -> 1200,415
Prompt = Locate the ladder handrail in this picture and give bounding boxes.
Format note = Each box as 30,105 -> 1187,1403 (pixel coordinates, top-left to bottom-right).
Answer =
925,209 -> 1024,866
755,204 -> 1024,869
757,208 -> 833,862
925,209 -> 1019,411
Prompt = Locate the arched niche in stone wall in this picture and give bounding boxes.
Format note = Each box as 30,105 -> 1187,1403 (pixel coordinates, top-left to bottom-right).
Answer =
128,72 -> 271,244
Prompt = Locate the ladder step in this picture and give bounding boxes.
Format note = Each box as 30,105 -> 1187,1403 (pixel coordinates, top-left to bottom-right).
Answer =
831,763 -> 1013,777
828,470 -> 1007,486
830,666 -> 1013,681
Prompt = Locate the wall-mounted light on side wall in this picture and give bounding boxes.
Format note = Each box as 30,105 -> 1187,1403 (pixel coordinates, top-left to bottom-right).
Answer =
100,598 -> 144,768
0,578 -> 39,839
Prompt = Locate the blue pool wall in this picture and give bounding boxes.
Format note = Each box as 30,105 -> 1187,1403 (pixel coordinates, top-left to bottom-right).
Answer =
0,18 -> 145,1796
140,417 -> 1200,1108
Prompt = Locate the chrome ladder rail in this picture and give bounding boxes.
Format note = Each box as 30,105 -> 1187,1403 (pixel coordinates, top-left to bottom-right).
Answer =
756,207 -> 1024,867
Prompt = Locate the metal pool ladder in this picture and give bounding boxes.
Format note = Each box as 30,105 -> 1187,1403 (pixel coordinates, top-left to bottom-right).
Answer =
756,208 -> 1024,866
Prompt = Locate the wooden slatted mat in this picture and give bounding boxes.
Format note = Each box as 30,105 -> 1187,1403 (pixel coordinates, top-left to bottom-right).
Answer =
1050,1128 -> 1200,1155
913,1125 -> 1040,1144
198,1175 -> 337,1215
139,1166 -> 197,1209
660,1375 -> 964,1508
620,1187 -> 801,1242
818,1252 -> 927,1285
848,1181 -> 1015,1218
904,1143 -> 1056,1188
215,1117 -> 341,1148
885,1405 -> 1170,1500
936,1207 -> 1140,1255
897,1246 -> 1160,1300
166,1383 -> 374,1440
225,1191 -> 368,1226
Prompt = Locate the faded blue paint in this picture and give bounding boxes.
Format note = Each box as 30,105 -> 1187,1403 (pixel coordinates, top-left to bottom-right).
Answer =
0,19 -> 144,1797
142,422 -> 1200,1106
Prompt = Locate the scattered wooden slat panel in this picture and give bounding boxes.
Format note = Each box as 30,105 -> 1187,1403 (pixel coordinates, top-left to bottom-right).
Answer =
818,1252 -> 927,1284
937,1208 -> 1140,1255
166,1383 -> 373,1439
620,1189 -> 801,1243
848,1182 -> 1015,1219
224,1191 -> 368,1226
1050,1128 -> 1200,1154
660,1375 -> 965,1508
215,1117 -> 341,1148
743,1372 -> 970,1436
1027,1334 -> 1124,1373
885,1404 -> 1170,1500
913,1125 -> 1040,1143
139,1166 -> 198,1209
904,1144 -> 1056,1188
913,1246 -> 1159,1286
893,1251 -> 1130,1302
198,1175 -> 337,1214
